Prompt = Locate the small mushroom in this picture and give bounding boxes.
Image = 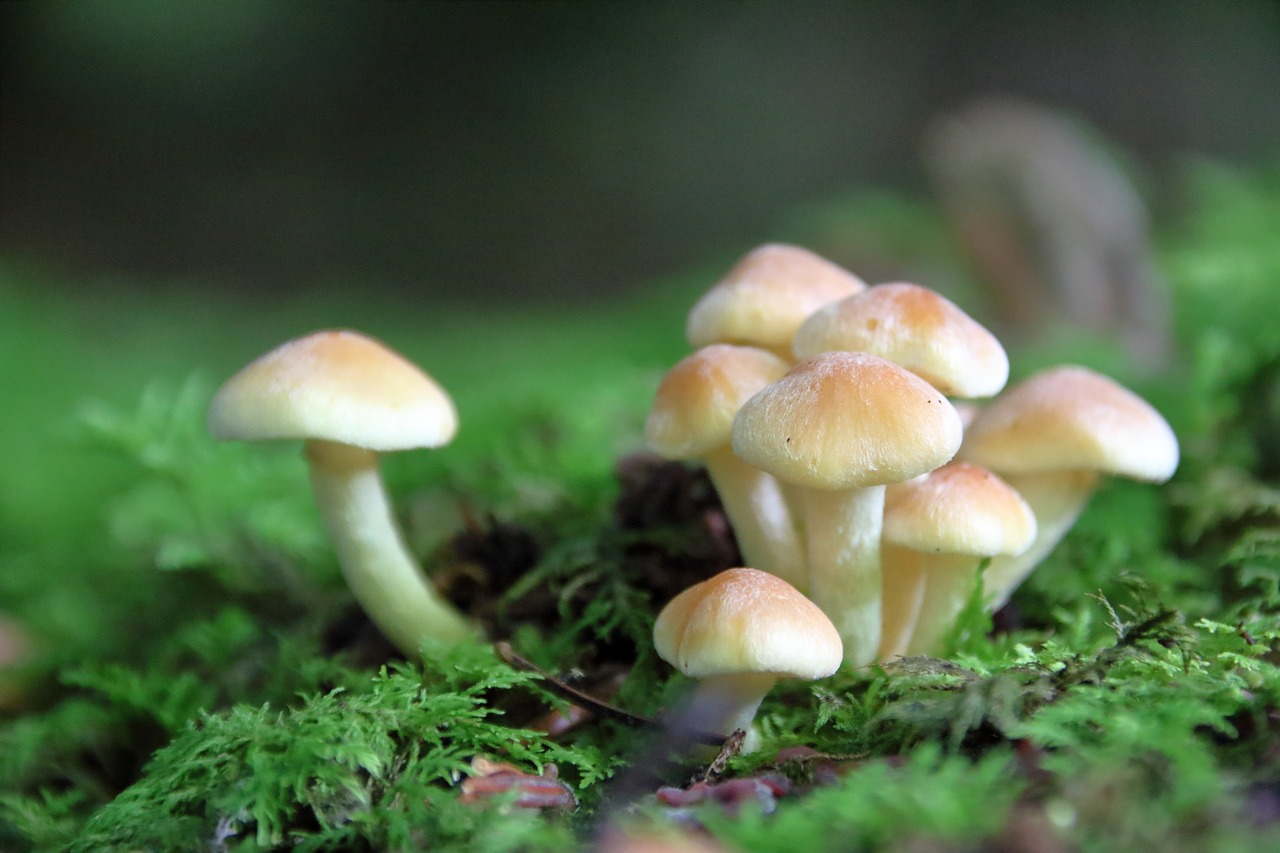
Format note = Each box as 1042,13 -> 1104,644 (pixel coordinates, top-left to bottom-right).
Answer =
645,345 -> 805,590
959,365 -> 1179,608
877,463 -> 1036,659
207,330 -> 473,655
654,568 -> 841,752
732,352 -> 963,666
686,244 -> 866,361
792,281 -> 1009,399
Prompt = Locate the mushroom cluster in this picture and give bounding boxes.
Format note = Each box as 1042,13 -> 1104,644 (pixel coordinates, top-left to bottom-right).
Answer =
649,243 -> 1179,671
204,242 -> 1178,752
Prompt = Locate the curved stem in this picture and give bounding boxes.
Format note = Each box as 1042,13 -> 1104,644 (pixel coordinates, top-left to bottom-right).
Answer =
877,543 -> 926,662
983,470 -> 1099,610
805,486 -> 884,668
306,440 -> 473,654
704,445 -> 807,592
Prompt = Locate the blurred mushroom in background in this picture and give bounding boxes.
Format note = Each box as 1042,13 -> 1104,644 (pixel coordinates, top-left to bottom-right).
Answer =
925,99 -> 1172,365
0,615 -> 32,711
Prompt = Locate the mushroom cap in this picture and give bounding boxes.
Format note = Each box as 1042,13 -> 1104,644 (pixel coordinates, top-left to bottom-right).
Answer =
686,244 -> 866,352
959,365 -> 1179,482
654,568 -> 842,680
883,462 -> 1036,557
732,351 -> 964,489
792,282 -> 1009,398
645,345 -> 791,459
207,329 -> 458,451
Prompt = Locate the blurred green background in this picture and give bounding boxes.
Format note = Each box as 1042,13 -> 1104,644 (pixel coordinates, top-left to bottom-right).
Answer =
2,0 -> 1279,302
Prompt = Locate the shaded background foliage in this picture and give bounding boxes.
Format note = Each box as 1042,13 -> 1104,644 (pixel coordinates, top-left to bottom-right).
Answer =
2,0 -> 1279,301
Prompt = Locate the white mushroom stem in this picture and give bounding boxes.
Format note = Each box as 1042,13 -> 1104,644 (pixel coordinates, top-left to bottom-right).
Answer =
803,486 -> 884,668
877,544 -> 927,662
703,445 -> 807,592
983,470 -> 1100,610
904,555 -> 989,655
676,672 -> 779,753
306,439 -> 473,653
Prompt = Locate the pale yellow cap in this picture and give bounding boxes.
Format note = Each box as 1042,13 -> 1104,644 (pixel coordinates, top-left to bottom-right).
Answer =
654,568 -> 842,680
792,282 -> 1009,398
732,351 -> 963,489
959,365 -> 1179,482
883,462 -> 1036,557
207,330 -> 457,451
686,244 -> 866,352
645,345 -> 790,459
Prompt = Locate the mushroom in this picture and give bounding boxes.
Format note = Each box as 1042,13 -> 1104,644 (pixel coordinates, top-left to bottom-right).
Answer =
732,352 -> 963,666
653,568 -> 842,751
791,281 -> 1009,399
877,463 -> 1036,659
686,244 -> 866,361
645,345 -> 806,590
207,329 -> 473,654
958,365 -> 1180,609
0,614 -> 32,711
791,282 -> 1010,653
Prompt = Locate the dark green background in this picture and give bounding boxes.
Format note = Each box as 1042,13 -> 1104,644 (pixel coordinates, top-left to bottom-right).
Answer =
2,1 -> 1279,302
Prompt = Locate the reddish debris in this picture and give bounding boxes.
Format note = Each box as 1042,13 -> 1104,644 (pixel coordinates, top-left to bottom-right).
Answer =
656,773 -> 791,815
458,757 -> 577,809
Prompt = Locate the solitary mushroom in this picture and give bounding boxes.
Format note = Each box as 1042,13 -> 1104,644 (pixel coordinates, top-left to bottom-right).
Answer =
207,330 -> 473,654
958,365 -> 1179,608
654,568 -> 841,751
878,463 -> 1035,659
686,244 -> 866,361
732,352 -> 963,666
645,345 -> 805,590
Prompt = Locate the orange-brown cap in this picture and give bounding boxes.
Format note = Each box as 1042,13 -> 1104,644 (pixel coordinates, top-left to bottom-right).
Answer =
883,462 -> 1035,556
732,352 -> 963,489
959,365 -> 1179,482
792,282 -> 1009,398
654,568 -> 842,679
645,345 -> 790,459
207,330 -> 457,451
686,244 -> 866,353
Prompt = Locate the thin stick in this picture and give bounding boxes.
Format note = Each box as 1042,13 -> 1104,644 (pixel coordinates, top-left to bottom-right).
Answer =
494,642 -> 726,746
